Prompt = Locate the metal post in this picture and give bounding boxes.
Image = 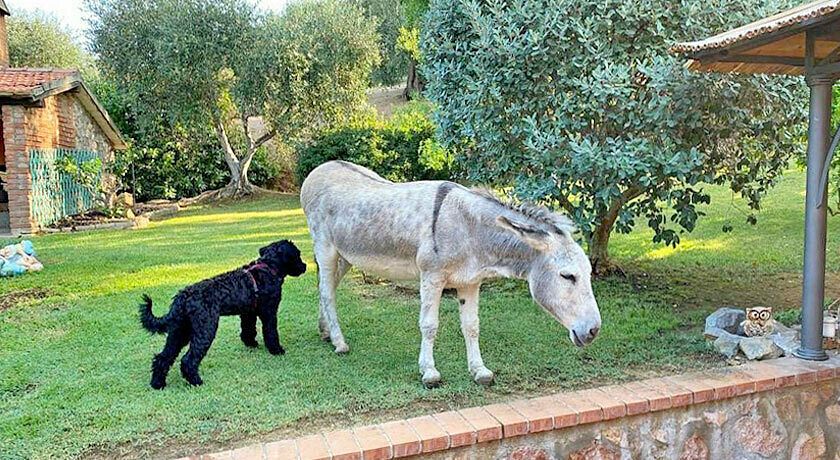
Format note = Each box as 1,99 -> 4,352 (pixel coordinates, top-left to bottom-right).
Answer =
795,74 -> 834,361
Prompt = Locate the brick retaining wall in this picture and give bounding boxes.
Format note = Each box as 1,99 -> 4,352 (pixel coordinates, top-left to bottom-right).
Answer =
177,355 -> 840,460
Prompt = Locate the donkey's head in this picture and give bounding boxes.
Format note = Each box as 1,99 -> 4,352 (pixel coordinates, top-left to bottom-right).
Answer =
497,215 -> 601,347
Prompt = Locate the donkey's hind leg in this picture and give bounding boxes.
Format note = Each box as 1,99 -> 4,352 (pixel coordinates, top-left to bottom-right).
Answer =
314,243 -> 350,354
319,256 -> 351,342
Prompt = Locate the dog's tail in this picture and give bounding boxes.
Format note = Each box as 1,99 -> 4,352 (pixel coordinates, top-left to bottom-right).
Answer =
139,294 -> 168,334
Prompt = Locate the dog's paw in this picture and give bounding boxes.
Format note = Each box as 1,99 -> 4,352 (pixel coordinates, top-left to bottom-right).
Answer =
269,346 -> 285,355
150,380 -> 166,390
186,377 -> 203,387
242,340 -> 259,348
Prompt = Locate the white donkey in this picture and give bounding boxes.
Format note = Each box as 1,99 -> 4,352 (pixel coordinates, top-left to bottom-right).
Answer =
300,161 -> 601,387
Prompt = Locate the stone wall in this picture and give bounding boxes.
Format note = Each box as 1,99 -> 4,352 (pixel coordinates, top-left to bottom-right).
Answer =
2,93 -> 115,234
182,356 -> 840,460
425,379 -> 839,460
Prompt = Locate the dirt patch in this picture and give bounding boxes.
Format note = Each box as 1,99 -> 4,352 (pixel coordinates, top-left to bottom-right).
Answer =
0,288 -> 53,312
625,264 -> 840,314
367,85 -> 408,118
51,210 -> 116,228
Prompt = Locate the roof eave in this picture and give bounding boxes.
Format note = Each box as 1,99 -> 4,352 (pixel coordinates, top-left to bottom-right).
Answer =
671,1 -> 840,59
0,72 -> 128,150
74,81 -> 128,150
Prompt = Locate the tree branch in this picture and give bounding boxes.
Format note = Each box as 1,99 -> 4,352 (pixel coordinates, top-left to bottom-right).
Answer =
214,118 -> 241,177
241,114 -> 277,152
252,129 -> 277,149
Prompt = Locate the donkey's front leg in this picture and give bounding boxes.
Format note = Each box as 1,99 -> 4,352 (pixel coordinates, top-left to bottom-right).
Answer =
457,284 -> 494,386
418,272 -> 445,388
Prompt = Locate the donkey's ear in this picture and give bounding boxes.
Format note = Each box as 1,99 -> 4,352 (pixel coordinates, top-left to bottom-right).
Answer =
496,216 -> 551,251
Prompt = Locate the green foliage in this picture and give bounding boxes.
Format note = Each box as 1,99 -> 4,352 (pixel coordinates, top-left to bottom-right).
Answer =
775,308 -> 801,327
89,0 -> 381,193
246,0 -> 382,144
113,131 -> 229,201
56,155 -> 102,192
422,0 -> 806,265
296,101 -> 452,183
396,25 -> 421,61
7,10 -> 98,78
396,0 -> 428,61
355,0 -> 409,86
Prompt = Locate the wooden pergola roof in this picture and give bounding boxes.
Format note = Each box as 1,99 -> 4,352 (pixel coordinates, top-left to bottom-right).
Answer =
671,0 -> 840,75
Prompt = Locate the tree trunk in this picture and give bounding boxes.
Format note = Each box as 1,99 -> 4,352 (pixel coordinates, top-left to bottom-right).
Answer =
588,188 -> 643,277
212,118 -> 272,199
589,221 -> 617,277
404,58 -> 424,100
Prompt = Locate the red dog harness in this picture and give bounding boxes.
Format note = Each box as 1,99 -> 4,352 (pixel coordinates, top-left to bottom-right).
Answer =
244,262 -> 278,308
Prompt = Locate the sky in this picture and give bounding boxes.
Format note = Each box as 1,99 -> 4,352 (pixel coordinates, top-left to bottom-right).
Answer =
7,0 -> 290,38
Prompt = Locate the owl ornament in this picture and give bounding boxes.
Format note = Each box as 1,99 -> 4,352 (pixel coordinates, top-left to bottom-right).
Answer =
740,307 -> 775,337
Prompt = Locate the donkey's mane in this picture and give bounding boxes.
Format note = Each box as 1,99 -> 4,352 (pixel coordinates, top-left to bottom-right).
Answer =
470,188 -> 576,235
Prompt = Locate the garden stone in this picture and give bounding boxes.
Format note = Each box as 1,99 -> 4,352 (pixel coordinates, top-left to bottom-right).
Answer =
117,192 -> 135,208
705,308 -> 745,339
739,337 -> 783,360
769,328 -> 800,356
714,334 -> 741,359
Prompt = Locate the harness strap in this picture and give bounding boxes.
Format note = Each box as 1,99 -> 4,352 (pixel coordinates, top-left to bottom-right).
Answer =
244,262 -> 276,308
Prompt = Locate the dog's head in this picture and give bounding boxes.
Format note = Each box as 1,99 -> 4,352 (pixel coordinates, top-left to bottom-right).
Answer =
259,240 -> 307,277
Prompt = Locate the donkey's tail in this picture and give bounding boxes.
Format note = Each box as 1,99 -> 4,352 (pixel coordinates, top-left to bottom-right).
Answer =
139,294 -> 168,334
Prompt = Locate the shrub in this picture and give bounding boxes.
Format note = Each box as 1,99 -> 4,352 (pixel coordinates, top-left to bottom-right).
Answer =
296,101 -> 452,183
115,140 -> 289,202
422,0 -> 806,273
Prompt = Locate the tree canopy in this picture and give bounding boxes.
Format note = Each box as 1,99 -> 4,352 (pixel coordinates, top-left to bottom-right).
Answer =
7,9 -> 97,77
422,0 -> 807,273
88,0 -> 380,196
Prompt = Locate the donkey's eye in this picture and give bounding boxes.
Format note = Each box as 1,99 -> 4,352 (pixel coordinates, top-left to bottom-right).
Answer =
561,274 -> 577,283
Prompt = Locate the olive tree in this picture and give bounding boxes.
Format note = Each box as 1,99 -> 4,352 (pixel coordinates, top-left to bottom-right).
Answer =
422,0 -> 806,273
397,0 -> 428,98
89,0 -> 380,196
355,0 -> 408,86
8,10 -> 97,77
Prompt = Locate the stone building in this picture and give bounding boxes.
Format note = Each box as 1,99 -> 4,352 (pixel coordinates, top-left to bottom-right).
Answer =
0,2 -> 126,235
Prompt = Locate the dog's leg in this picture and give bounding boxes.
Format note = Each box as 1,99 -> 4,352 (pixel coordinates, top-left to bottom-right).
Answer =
180,314 -> 219,386
150,325 -> 189,390
260,309 -> 285,355
240,313 -> 258,348
314,243 -> 349,354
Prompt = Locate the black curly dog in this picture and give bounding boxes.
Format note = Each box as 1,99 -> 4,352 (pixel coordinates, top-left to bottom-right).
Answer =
139,240 -> 306,389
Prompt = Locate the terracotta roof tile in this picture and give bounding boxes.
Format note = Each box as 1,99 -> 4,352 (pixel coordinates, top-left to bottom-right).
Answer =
0,68 -> 80,97
672,0 -> 840,55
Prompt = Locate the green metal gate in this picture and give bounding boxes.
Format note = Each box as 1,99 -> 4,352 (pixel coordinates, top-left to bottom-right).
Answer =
29,149 -> 102,227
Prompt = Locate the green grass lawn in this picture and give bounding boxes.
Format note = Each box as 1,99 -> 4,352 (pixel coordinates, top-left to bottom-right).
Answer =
1,167 -> 838,459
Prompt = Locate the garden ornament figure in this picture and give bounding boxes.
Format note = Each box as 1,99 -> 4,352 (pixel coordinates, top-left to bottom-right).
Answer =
301,161 -> 602,387
741,307 -> 775,337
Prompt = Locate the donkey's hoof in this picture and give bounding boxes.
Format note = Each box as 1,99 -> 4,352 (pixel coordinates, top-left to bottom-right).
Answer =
422,369 -> 442,389
473,367 -> 495,386
334,343 -> 350,354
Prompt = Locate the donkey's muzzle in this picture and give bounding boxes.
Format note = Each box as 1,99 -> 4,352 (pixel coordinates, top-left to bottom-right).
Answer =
572,324 -> 600,347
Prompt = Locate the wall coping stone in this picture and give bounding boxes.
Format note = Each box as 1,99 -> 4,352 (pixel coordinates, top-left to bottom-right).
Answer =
175,355 -> 840,460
